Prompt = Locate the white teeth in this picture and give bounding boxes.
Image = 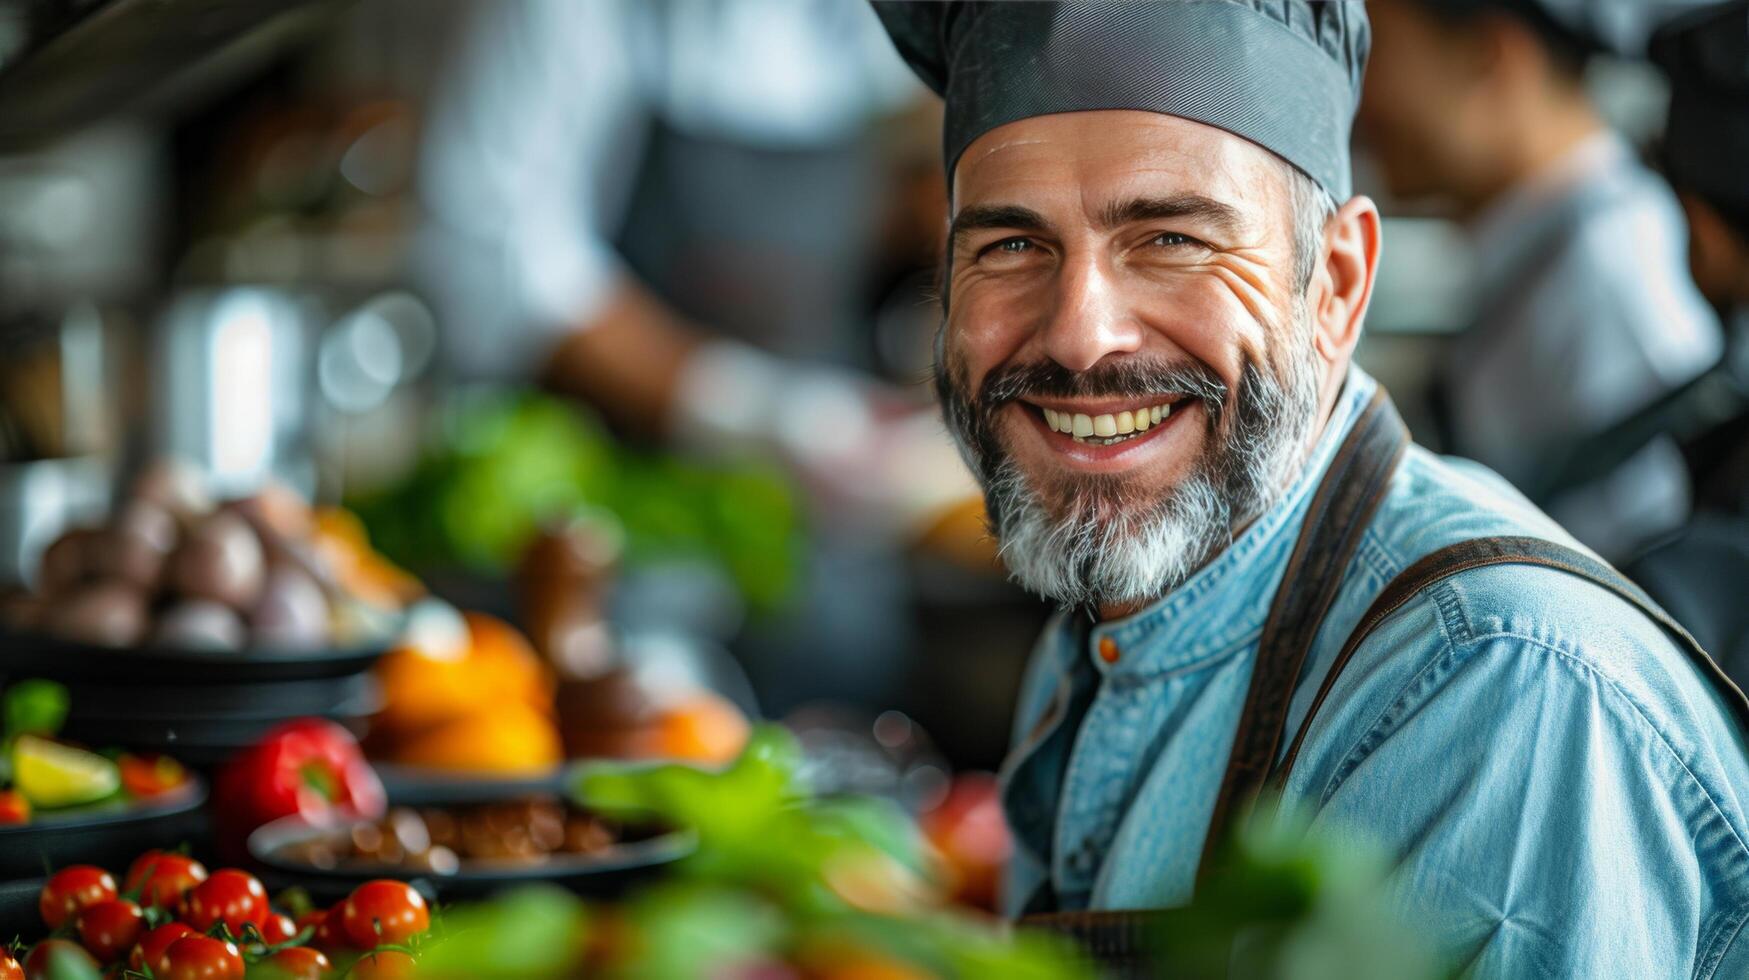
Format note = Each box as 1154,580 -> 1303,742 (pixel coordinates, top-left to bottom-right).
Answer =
1135,409 -> 1151,431
1092,414 -> 1117,437
1116,410 -> 1135,434
1153,405 -> 1166,424
1044,408 -> 1060,431
1072,414 -> 1093,438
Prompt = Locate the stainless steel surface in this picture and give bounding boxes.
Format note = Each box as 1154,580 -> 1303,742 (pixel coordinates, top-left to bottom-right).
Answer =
155,286 -> 320,498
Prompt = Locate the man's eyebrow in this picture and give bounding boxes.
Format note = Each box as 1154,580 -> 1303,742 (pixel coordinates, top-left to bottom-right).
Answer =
948,204 -> 1050,251
1097,194 -> 1246,237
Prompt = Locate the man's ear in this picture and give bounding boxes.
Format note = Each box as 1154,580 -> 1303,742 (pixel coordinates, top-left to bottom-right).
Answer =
1309,195 -> 1382,366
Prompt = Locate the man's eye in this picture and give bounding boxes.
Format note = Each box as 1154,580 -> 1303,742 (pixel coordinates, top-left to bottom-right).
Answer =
990,238 -> 1034,255
1150,232 -> 1201,248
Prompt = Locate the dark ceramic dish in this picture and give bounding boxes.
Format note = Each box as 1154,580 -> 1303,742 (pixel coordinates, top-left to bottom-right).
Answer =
249,809 -> 691,904
0,775 -> 208,879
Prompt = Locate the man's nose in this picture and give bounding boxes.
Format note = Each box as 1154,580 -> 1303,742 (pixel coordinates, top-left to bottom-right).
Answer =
1039,254 -> 1143,372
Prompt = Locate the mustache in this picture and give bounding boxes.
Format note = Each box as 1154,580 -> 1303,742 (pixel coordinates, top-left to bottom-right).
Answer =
976,357 -> 1230,422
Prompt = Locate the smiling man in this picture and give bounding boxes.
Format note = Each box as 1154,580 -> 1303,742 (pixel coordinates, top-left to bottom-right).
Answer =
875,2 -> 1749,975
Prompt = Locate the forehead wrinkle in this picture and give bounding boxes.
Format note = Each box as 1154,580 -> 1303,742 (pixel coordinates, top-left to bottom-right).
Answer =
954,135 -> 1059,203
968,135 -> 1053,165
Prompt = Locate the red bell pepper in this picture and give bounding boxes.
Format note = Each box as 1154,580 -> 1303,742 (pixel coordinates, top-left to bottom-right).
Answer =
213,718 -> 386,862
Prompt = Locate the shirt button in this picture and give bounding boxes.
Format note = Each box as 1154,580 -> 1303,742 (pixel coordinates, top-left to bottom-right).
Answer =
1098,637 -> 1120,664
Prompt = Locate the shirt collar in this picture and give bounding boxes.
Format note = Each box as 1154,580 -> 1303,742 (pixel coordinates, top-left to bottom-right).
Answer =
1082,367 -> 1378,678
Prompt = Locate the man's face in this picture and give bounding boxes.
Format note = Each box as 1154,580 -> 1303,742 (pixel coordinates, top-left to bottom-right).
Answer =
938,110 -> 1325,611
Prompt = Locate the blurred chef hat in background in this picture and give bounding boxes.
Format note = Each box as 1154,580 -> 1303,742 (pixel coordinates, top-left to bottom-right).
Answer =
1420,0 -> 1729,57
1652,0 -> 1749,238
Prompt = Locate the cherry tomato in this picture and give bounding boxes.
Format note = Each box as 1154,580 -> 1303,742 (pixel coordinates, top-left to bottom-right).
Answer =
23,940 -> 98,980
260,911 -> 299,945
161,935 -> 244,980
260,946 -> 334,979
339,881 -> 429,948
181,869 -> 268,935
124,850 -> 209,910
39,866 -> 118,929
130,922 -> 196,973
75,898 -> 144,963
345,950 -> 415,980
308,907 -> 353,952
0,790 -> 28,825
0,950 -> 21,980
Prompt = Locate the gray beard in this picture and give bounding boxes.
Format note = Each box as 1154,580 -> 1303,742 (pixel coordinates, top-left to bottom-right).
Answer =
941,322 -> 1322,611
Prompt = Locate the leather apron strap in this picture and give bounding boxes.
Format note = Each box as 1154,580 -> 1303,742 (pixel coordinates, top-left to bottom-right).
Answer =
1269,534 -> 1749,787
1020,412 -> 1749,970
1021,534 -> 1749,971
1195,386 -> 1408,880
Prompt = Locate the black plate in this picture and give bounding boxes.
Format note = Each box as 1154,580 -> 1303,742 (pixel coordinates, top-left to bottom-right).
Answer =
248,779 -> 691,903
0,777 -> 208,880
0,628 -> 391,684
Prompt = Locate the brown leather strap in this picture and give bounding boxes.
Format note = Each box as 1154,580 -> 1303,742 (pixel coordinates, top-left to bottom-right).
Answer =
1269,534 -> 1749,787
1023,534 -> 1749,965
1194,386 -> 1408,880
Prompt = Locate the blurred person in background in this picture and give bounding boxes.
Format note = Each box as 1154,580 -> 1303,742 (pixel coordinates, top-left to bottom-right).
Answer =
414,0 -> 980,712
1625,0 -> 1749,678
1657,1 -> 1749,327
1359,0 -> 1722,560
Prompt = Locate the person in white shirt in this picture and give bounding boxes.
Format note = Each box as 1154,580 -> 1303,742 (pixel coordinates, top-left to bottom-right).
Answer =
414,0 -> 979,711
415,0 -> 971,532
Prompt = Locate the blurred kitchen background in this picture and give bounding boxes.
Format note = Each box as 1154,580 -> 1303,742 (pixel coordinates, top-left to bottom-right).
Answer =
0,0 -> 1739,774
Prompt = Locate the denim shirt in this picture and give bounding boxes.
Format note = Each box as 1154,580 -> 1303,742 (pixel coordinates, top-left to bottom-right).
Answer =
1000,368 -> 1749,978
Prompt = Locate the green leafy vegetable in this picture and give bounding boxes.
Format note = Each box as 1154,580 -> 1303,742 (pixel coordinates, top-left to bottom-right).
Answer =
417,888 -> 589,979
348,388 -> 803,612
569,724 -> 1091,978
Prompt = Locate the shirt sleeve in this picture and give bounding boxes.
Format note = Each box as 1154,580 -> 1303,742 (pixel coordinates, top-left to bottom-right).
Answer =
417,0 -> 647,345
1302,633 -> 1749,978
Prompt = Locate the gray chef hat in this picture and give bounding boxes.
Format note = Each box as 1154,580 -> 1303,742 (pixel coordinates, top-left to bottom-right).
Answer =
1652,0 -> 1749,236
871,1 -> 1370,201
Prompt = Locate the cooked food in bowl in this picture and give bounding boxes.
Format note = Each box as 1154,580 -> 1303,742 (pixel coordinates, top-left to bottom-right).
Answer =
266,797 -> 656,873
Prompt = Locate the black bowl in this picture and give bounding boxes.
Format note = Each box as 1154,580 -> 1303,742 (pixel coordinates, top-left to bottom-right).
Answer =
60,673 -> 377,721
1,628 -> 390,770
0,629 -> 391,684
0,776 -> 208,879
